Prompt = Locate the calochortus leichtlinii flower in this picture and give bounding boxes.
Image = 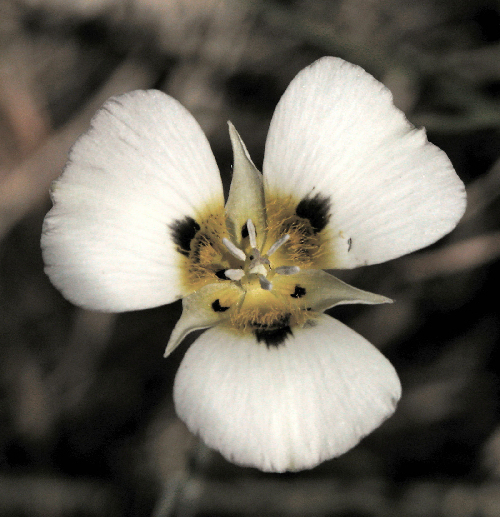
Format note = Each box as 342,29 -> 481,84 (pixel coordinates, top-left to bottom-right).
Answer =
42,57 -> 466,472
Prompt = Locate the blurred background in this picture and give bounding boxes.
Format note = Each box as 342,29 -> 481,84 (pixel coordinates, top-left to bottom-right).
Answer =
1,0 -> 500,515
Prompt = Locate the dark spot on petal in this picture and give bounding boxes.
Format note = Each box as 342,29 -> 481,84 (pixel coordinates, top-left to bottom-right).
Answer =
241,223 -> 248,239
295,194 -> 331,233
249,255 -> 254,260
253,315 -> 292,347
255,326 -> 293,347
215,269 -> 228,279
170,216 -> 200,257
291,285 -> 306,298
212,299 -> 230,312
347,237 -> 352,251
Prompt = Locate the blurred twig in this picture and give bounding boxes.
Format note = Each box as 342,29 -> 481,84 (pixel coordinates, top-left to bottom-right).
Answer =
463,156 -> 500,223
156,474 -> 500,517
401,232 -> 500,282
47,310 -> 116,416
0,475 -> 121,516
0,58 -> 157,240
257,0 -> 396,77
0,72 -> 50,159
412,97 -> 500,133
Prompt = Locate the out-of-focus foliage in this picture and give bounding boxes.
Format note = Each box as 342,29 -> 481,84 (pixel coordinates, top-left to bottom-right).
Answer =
1,0 -> 500,515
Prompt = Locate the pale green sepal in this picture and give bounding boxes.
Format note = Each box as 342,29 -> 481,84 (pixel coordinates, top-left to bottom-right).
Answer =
287,269 -> 392,313
164,282 -> 243,358
225,122 -> 267,249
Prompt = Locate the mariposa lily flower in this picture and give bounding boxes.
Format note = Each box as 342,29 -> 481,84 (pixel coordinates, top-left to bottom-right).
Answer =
42,57 -> 466,472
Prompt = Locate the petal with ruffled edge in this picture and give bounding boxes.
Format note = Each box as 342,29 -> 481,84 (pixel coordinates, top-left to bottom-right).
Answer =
174,313 -> 401,472
42,90 -> 225,311
263,57 -> 466,269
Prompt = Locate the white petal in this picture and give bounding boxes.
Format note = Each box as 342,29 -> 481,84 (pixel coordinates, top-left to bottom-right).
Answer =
263,57 -> 466,268
174,314 -> 401,472
225,123 -> 266,249
42,90 -> 224,311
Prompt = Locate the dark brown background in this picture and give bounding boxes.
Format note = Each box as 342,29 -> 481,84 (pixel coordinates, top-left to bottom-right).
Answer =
1,0 -> 499,515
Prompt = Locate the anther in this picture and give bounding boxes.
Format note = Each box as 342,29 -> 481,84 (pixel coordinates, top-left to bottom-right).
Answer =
225,268 -> 245,281
222,238 -> 246,262
258,274 -> 273,291
275,266 -> 300,275
246,219 -> 257,249
267,234 -> 290,256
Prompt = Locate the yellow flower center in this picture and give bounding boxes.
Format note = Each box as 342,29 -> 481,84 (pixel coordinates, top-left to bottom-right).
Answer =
171,194 -> 332,345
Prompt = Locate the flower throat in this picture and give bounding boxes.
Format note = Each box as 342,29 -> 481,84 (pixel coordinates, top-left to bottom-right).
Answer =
169,193 -> 331,345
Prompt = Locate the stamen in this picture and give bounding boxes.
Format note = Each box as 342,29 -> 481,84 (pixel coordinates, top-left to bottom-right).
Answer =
275,266 -> 301,275
267,234 -> 290,256
225,268 -> 245,281
222,238 -> 246,262
258,274 -> 273,290
246,219 -> 257,249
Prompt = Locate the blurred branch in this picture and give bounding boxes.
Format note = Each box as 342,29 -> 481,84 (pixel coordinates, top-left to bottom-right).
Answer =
440,43 -> 500,84
152,472 -> 191,517
0,475 -> 121,516
0,72 -> 50,159
157,474 -> 500,517
259,0 -> 500,134
463,156 -> 500,223
0,58 -> 157,240
47,310 -> 116,416
257,0 -> 395,76
15,0 -> 128,20
412,97 -> 500,133
401,232 -> 500,282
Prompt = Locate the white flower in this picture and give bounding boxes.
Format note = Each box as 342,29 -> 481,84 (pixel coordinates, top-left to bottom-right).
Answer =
41,57 -> 466,472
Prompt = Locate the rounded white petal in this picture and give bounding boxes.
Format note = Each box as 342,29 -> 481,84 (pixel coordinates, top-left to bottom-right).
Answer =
263,57 -> 466,268
174,314 -> 401,472
42,90 -> 224,311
